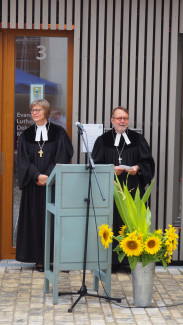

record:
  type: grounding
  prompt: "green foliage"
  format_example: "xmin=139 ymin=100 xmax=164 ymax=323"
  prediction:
xmin=99 ymin=176 xmax=178 ymax=272
xmin=114 ymin=175 xmax=154 ymax=236
xmin=128 ymin=256 xmax=141 ymax=271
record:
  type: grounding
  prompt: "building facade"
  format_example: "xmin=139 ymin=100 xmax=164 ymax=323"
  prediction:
xmin=0 ymin=0 xmax=183 ymax=262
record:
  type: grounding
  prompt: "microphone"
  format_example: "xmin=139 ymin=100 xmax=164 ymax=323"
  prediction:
xmin=75 ymin=121 xmax=85 ymax=130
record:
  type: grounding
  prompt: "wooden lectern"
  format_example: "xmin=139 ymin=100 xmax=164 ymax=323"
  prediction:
xmin=44 ymin=164 xmax=114 ymax=304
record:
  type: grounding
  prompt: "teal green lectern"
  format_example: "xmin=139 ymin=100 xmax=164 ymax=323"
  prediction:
xmin=44 ymin=164 xmax=114 ymax=304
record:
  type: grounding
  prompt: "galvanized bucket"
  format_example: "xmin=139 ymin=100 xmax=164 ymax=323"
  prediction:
xmin=132 ymin=262 xmax=155 ymax=307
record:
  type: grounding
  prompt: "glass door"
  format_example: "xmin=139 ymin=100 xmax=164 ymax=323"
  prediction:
xmin=0 ymin=30 xmax=73 ymax=258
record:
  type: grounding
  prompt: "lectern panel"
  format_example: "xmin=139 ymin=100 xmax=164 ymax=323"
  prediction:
xmin=44 ymin=164 xmax=114 ymax=304
xmin=59 ymin=216 xmax=109 ymax=264
xmin=60 ymin=171 xmax=112 ymax=209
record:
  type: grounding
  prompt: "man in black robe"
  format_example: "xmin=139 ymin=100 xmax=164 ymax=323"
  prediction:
xmin=16 ymin=99 xmax=73 ymax=271
xmin=92 ymin=106 xmax=155 ymax=271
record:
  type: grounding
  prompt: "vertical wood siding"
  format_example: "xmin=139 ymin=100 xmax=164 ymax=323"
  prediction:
xmin=0 ymin=0 xmax=183 ymax=262
xmin=180 ymin=0 xmax=183 ymax=33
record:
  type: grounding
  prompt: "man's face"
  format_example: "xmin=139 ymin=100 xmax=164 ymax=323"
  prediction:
xmin=111 ymin=109 xmax=129 ymax=134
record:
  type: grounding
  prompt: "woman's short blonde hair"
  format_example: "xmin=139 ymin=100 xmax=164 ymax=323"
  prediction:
xmin=30 ymin=99 xmax=50 ymax=119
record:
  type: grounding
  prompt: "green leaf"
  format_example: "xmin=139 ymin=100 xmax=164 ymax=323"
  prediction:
xmin=113 ymin=245 xmax=121 ymax=254
xmin=123 ymin=183 xmax=138 ymax=229
xmin=118 ymin=252 xmax=126 ymax=263
xmin=141 ymin=254 xmax=159 ymax=267
xmin=142 ymin=180 xmax=155 ymax=204
xmin=134 ymin=187 xmax=143 ymax=230
xmin=114 ymin=181 xmax=134 ymax=232
xmin=139 ymin=202 xmax=147 ymax=233
xmin=114 ymin=175 xmax=154 ymax=236
xmin=113 ymin=235 xmax=123 ymax=243
xmin=145 ymin=207 xmax=152 ymax=233
xmin=161 ymin=258 xmax=167 ymax=270
xmin=128 ymin=256 xmax=141 ymax=271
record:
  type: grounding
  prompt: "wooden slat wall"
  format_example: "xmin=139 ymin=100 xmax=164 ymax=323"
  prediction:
xmin=58 ymin=0 xmax=65 ymax=30
xmin=121 ymin=0 xmax=130 ymax=109
xmin=26 ymin=0 xmax=33 ymax=29
xmin=144 ymin=0 xmax=154 ymax=145
xmin=0 ymin=0 xmax=183 ymax=261
xmin=10 ymin=0 xmax=16 ymax=29
xmin=42 ymin=0 xmax=49 ymax=30
xmin=72 ymin=0 xmax=80 ymax=162
xmin=34 ymin=0 xmax=41 ymax=29
xmin=150 ymin=0 xmax=162 ymax=231
xmin=113 ymin=0 xmax=121 ymax=109
xmin=180 ymin=0 xmax=183 ymax=33
xmin=96 ymin=0 xmax=105 ymax=124
xmin=136 ymin=0 xmax=145 ymax=131
xmin=166 ymin=0 xmax=180 ymax=261
xmin=67 ymin=0 xmax=73 ymax=30
xmin=1 ymin=0 xmax=8 ymax=29
xmin=128 ymin=0 xmax=137 ymax=124
xmin=88 ymin=0 xmax=97 ymax=123
xmin=158 ymin=0 xmax=170 ymax=232
xmin=18 ymin=0 xmax=24 ymax=29
xmin=104 ymin=0 xmax=113 ymax=129
xmin=50 ymin=0 xmax=57 ymax=30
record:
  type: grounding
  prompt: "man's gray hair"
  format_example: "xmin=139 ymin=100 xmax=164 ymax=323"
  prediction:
xmin=111 ymin=106 xmax=129 ymax=117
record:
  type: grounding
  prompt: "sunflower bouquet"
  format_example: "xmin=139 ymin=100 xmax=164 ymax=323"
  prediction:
xmin=99 ymin=176 xmax=179 ymax=271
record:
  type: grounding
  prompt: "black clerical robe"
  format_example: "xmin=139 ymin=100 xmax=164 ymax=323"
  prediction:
xmin=16 ymin=122 xmax=74 ymax=263
xmin=92 ymin=128 xmax=155 ymax=265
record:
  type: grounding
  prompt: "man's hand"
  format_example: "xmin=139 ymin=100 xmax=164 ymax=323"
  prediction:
xmin=129 ymin=165 xmax=139 ymax=175
xmin=36 ymin=174 xmax=48 ymax=186
xmin=114 ymin=166 xmax=125 ymax=175
xmin=114 ymin=165 xmax=139 ymax=176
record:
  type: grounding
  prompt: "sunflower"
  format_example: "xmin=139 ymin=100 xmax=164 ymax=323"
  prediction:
xmin=165 ymin=240 xmax=173 ymax=254
xmin=99 ymin=224 xmax=113 ymax=249
xmin=119 ymin=225 xmax=127 ymax=236
xmin=126 ymin=230 xmax=138 ymax=239
xmin=165 ymin=225 xmax=179 ymax=248
xmin=144 ymin=235 xmax=162 ymax=255
xmin=164 ymin=243 xmax=173 ymax=263
xmin=156 ymin=229 xmax=163 ymax=235
xmin=120 ymin=234 xmax=143 ymax=257
xmin=136 ymin=232 xmax=144 ymax=245
xmin=165 ymin=225 xmax=179 ymax=238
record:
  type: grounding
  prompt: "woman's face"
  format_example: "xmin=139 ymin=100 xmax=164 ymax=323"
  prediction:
xmin=30 ymin=104 xmax=47 ymax=126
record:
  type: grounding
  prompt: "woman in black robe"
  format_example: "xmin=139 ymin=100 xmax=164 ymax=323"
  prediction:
xmin=16 ymin=99 xmax=73 ymax=271
xmin=92 ymin=106 xmax=155 ymax=270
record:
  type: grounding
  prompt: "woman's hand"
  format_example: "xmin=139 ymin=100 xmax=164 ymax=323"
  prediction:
xmin=36 ymin=174 xmax=48 ymax=186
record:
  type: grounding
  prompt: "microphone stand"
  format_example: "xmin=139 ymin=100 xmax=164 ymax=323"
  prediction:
xmin=58 ymin=125 xmax=121 ymax=312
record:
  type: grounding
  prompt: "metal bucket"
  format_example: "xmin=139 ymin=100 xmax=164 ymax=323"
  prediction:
xmin=132 ymin=262 xmax=155 ymax=307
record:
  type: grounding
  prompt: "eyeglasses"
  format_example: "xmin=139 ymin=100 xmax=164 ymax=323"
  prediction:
xmin=113 ymin=117 xmax=129 ymax=121
xmin=30 ymin=108 xmax=43 ymax=114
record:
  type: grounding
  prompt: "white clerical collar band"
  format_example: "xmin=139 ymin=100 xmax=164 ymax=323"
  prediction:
xmin=123 ymin=131 xmax=131 ymax=145
xmin=35 ymin=123 xmax=48 ymax=141
xmin=114 ymin=131 xmax=131 ymax=146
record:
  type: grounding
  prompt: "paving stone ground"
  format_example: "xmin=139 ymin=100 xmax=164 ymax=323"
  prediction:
xmin=0 ymin=260 xmax=183 ymax=324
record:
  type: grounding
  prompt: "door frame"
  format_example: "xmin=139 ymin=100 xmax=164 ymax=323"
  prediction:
xmin=0 ymin=29 xmax=74 ymax=259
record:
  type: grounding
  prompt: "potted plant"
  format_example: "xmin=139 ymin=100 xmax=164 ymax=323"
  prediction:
xmin=99 ymin=175 xmax=179 ymax=307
